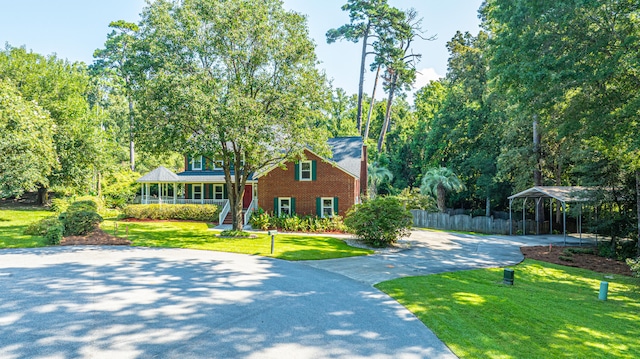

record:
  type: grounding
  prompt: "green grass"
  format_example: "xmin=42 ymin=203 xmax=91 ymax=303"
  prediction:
xmin=376 ymin=259 xmax=640 ymax=359
xmin=103 ymin=220 xmax=372 ymax=260
xmin=0 ymin=209 xmax=54 ymax=247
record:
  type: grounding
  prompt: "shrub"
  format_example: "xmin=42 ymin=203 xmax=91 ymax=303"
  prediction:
xmin=396 ymin=187 xmax=437 ymax=211
xmin=102 ymin=169 xmax=141 ymax=208
xmin=220 ymin=230 xmax=252 ymax=238
xmin=60 ymin=210 xmax=103 ymax=236
xmin=626 ymin=257 xmax=640 ymax=277
xmin=345 ymin=196 xmax=413 ymax=247
xmin=123 ymin=204 xmax=219 ymax=222
xmin=67 ymin=200 xmax=99 ymax=213
xmin=249 ymin=209 xmax=347 ymax=233
xmin=24 ymin=217 xmax=64 ymax=245
xmin=50 ymin=198 xmax=70 ymax=213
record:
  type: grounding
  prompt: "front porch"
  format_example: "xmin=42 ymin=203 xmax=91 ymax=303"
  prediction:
xmin=136 ymin=166 xmax=258 ymax=226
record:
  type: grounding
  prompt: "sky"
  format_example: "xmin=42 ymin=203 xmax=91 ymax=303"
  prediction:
xmin=0 ymin=0 xmax=483 ymax=101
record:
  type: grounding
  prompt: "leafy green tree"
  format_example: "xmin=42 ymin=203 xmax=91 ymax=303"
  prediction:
xmin=93 ymin=20 xmax=140 ymax=171
xmin=0 ymin=79 xmax=56 ymax=198
xmin=0 ymin=46 xmax=104 ymax=203
xmin=376 ymin=9 xmax=424 ymax=152
xmin=134 ymin=0 xmax=329 ymax=230
xmin=367 ymin=162 xmax=393 ymax=198
xmin=327 ymin=0 xmax=404 ymax=133
xmin=420 ymin=167 xmax=465 ymax=213
xmin=345 ymin=195 xmax=412 ymax=247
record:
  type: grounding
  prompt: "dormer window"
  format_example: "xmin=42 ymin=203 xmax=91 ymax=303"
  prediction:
xmin=191 ymin=155 xmax=203 ymax=171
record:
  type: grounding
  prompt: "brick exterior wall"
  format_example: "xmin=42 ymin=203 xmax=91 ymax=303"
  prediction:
xmin=257 ymin=150 xmax=360 ymax=216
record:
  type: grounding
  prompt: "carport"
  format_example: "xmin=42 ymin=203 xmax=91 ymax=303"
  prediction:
xmin=508 ymin=186 xmax=593 ymax=245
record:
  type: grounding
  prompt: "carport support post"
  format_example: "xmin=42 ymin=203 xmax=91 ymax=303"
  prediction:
xmin=563 ymin=201 xmax=567 ymax=246
xmin=522 ymin=198 xmax=527 ymax=236
xmin=509 ymin=198 xmax=513 ymax=235
xmin=535 ymin=197 xmax=541 ymax=235
xmin=550 ymin=199 xmax=553 ymax=234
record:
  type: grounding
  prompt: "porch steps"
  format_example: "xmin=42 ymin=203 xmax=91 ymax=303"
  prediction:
xmin=222 ymin=210 xmax=247 ymax=225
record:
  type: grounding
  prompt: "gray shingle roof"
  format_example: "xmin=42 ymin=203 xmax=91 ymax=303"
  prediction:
xmin=137 ymin=166 xmax=180 ymax=183
xmin=327 ymin=137 xmax=363 ymax=179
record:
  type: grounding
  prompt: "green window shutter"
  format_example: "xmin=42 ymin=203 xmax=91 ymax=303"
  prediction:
xmin=186 ymin=184 xmax=192 ymax=198
xmin=274 ymin=197 xmax=279 ymax=215
xmin=312 ymin=160 xmax=317 ymax=181
xmin=223 ymin=184 xmax=228 ymax=199
xmin=291 ymin=198 xmax=296 ymax=214
xmin=316 ymin=197 xmax=321 ymax=216
xmin=333 ymin=197 xmax=339 ymax=214
xmin=186 ymin=155 xmax=192 ymax=171
xmin=207 ymin=184 xmax=213 ymax=199
xmin=294 ymin=162 xmax=300 ymax=181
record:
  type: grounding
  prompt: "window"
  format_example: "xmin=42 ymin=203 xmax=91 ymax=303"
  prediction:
xmin=192 ymin=185 xmax=202 ymax=200
xmin=300 ymin=161 xmax=312 ymax=181
xmin=191 ymin=155 xmax=203 ymax=171
xmin=321 ymin=197 xmax=334 ymax=218
xmin=214 ymin=160 xmax=224 ymax=170
xmin=278 ymin=198 xmax=291 ymax=216
xmin=213 ymin=184 xmax=224 ymax=200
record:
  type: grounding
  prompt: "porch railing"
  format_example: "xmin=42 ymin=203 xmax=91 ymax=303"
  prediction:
xmin=244 ymin=198 xmax=258 ymax=227
xmin=136 ymin=196 xmax=227 ymax=208
xmin=218 ymin=200 xmax=230 ymax=225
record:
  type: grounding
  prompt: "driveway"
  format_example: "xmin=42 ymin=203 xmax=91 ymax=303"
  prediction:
xmin=301 ymin=229 xmax=597 ymax=285
xmin=0 ymin=246 xmax=456 ymax=359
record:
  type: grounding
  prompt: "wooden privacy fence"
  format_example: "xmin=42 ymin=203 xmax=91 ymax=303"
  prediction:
xmin=411 ymin=210 xmax=539 ymax=235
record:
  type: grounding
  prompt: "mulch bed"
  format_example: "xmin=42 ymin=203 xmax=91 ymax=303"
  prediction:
xmin=60 ymin=228 xmax=131 ymax=246
xmin=521 ymin=245 xmax=634 ymax=276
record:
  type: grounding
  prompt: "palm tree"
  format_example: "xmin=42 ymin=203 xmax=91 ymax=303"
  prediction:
xmin=368 ymin=163 xmax=393 ymax=198
xmin=420 ymin=167 xmax=465 ymax=213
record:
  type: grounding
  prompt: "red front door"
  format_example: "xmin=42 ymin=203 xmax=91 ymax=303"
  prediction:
xmin=242 ymin=185 xmax=253 ymax=208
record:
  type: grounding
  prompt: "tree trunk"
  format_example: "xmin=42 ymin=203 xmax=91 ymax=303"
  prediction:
xmin=533 ymin=115 xmax=545 ymax=225
xmin=129 ymin=99 xmax=135 ymax=171
xmin=485 ymin=196 xmax=491 ymax=217
xmin=437 ymin=183 xmax=446 ymax=213
xmin=96 ymin=171 xmax=102 ymax=198
xmin=636 ymin=169 xmax=640 ymax=255
xmin=377 ymin=72 xmax=397 ymax=152
xmin=356 ymin=21 xmax=371 ymax=134
xmin=37 ymin=184 xmax=48 ymax=206
xmin=363 ymin=64 xmax=381 ymax=140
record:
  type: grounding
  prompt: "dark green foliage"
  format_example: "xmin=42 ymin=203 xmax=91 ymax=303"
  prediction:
xmin=219 ymin=230 xmax=252 ymax=238
xmin=344 ymin=196 xmax=412 ymax=247
xmin=24 ymin=217 xmax=65 ymax=245
xmin=59 ymin=210 xmax=103 ymax=236
xmin=123 ymin=204 xmax=219 ymax=222
xmin=67 ymin=200 xmax=99 ymax=213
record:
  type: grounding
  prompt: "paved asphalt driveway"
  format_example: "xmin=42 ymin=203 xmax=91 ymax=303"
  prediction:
xmin=302 ymin=229 xmax=596 ymax=285
xmin=0 ymin=246 xmax=456 ymax=359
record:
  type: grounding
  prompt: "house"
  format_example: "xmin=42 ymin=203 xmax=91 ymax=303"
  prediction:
xmin=136 ymin=137 xmax=367 ymax=225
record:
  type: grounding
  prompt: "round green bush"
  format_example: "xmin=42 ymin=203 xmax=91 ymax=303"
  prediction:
xmin=59 ymin=210 xmax=103 ymax=236
xmin=345 ymin=196 xmax=413 ymax=247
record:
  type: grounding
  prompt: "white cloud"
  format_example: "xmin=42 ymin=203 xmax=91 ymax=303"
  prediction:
xmin=412 ymin=68 xmax=444 ymax=89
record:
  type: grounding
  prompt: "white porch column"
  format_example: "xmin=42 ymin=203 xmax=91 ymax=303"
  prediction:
xmin=158 ymin=183 xmax=162 ymax=204
xmin=173 ymin=182 xmax=177 ymax=204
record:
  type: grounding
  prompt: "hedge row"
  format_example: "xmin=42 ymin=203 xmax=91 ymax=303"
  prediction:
xmin=250 ymin=210 xmax=347 ymax=233
xmin=123 ymin=204 xmax=219 ymax=222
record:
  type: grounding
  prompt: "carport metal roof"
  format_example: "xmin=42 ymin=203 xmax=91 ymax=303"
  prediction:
xmin=508 ymin=186 xmax=593 ymax=203
xmin=508 ymin=186 xmax=596 ymax=244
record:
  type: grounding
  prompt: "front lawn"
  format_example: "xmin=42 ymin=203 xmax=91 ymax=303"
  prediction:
xmin=376 ymin=259 xmax=640 ymax=359
xmin=0 ymin=209 xmax=54 ymax=248
xmin=103 ymin=220 xmax=372 ymax=260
